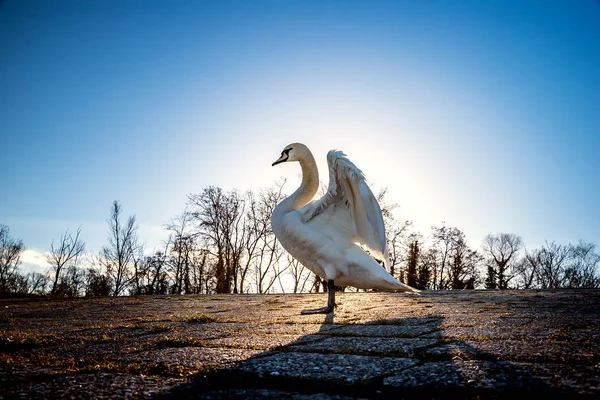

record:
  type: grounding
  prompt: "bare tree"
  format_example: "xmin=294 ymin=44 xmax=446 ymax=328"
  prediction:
xmin=7 ymin=274 xmax=28 ymax=293
xmin=405 ymin=234 xmax=421 ymax=288
xmin=24 ymin=272 xmax=49 ymax=295
xmin=287 ymin=255 xmax=312 ymax=293
xmin=514 ymin=241 xmax=600 ymax=289
xmin=417 ymin=247 xmax=436 ymax=290
xmin=130 ymin=245 xmax=149 ymax=295
xmin=188 ymin=187 xmax=247 ymax=294
xmin=241 ymin=182 xmax=288 ymax=294
xmin=376 ymin=188 xmax=412 ymax=277
xmin=165 ymin=209 xmax=195 ymax=294
xmin=222 ymin=191 xmax=246 ymax=294
xmin=53 ymin=265 xmax=86 ymax=297
xmin=535 ymin=241 xmax=573 ymax=288
xmin=188 ymin=248 xmax=210 ymax=294
xmin=101 ymin=201 xmax=140 ymax=296
xmin=430 ymin=224 xmax=454 ymax=290
xmin=0 ymin=224 xmax=25 ymax=292
xmin=447 ymin=231 xmax=482 ymax=289
xmin=564 ymin=241 xmax=600 ymax=288
xmin=239 ymin=190 xmax=266 ymax=294
xmin=386 ymin=219 xmax=413 ymax=279
xmin=482 ymin=233 xmax=523 ymax=289
xmin=518 ymin=241 xmax=572 ymax=289
xmin=46 ymin=227 xmax=85 ymax=295
xmin=151 ymin=251 xmax=170 ymax=294
xmin=85 ymin=266 xmax=111 ymax=296
xmin=253 ymin=234 xmax=287 ymax=294
xmin=429 ymin=225 xmax=481 ymax=289
xmin=514 ymin=249 xmax=539 ymax=289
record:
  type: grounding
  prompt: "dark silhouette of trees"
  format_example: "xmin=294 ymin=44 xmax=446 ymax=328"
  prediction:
xmin=482 ymin=233 xmax=523 ymax=289
xmin=24 ymin=272 xmax=48 ymax=295
xmin=415 ymin=246 xmax=433 ymax=290
xmin=428 ymin=225 xmax=481 ymax=290
xmin=406 ymin=238 xmax=419 ymax=288
xmin=530 ymin=241 xmax=572 ymax=289
xmin=485 ymin=266 xmax=497 ymax=289
xmin=239 ymin=188 xmax=281 ymax=294
xmin=85 ymin=266 xmax=111 ymax=296
xmin=166 ymin=209 xmax=195 ymax=294
xmin=188 ymin=187 xmax=246 ymax=294
xmin=101 ymin=201 xmax=141 ymax=296
xmin=389 ymin=223 xmax=480 ymax=291
xmin=517 ymin=241 xmax=600 ymax=289
xmin=46 ymin=227 xmax=85 ymax=295
xmin=189 ymin=249 xmax=211 ymax=294
xmin=564 ymin=241 xmax=600 ymax=288
xmin=248 ymin=185 xmax=287 ymax=294
xmin=447 ymin=230 xmax=481 ymax=289
xmin=430 ymin=224 xmax=453 ymax=290
xmin=3 ymin=182 xmax=599 ymax=296
xmin=376 ymin=188 xmax=412 ymax=278
xmin=52 ymin=265 xmax=86 ymax=297
xmin=131 ymin=250 xmax=169 ymax=295
xmin=0 ymin=224 xmax=24 ymax=292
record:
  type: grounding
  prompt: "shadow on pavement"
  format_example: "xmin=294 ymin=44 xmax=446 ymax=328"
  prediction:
xmin=158 ymin=311 xmax=571 ymax=399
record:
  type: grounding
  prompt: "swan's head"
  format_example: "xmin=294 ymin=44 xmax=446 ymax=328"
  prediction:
xmin=272 ymin=142 xmax=309 ymax=166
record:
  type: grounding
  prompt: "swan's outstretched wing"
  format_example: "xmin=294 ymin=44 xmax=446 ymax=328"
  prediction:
xmin=302 ymin=150 xmax=390 ymax=267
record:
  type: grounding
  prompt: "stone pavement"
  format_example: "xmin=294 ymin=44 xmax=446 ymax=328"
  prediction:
xmin=0 ymin=290 xmax=599 ymax=399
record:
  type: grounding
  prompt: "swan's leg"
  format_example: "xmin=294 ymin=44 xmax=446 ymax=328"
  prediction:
xmin=327 ymin=279 xmax=336 ymax=309
xmin=301 ymin=279 xmax=336 ymax=314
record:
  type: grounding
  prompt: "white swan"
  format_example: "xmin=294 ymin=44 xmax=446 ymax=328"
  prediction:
xmin=271 ymin=142 xmax=419 ymax=314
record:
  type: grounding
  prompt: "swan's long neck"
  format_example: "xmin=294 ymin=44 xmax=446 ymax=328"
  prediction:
xmin=283 ymin=152 xmax=319 ymax=211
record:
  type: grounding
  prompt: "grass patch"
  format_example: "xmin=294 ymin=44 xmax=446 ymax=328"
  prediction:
xmin=0 ymin=332 xmax=61 ymax=352
xmin=0 ymin=352 xmax=217 ymax=378
xmin=150 ymin=324 xmax=179 ymax=333
xmin=89 ymin=361 xmax=218 ymax=377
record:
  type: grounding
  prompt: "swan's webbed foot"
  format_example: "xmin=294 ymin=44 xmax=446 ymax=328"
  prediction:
xmin=300 ymin=279 xmax=336 ymax=315
xmin=300 ymin=304 xmax=336 ymax=314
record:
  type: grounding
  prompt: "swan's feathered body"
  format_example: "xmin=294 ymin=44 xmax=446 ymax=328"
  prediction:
xmin=271 ymin=143 xmax=418 ymax=294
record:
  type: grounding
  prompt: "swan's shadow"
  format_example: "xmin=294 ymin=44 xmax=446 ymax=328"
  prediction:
xmin=158 ymin=312 xmax=562 ymax=399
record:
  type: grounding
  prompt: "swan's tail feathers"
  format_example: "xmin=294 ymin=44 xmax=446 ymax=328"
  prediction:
xmin=394 ymin=281 xmax=421 ymax=295
xmin=378 ymin=269 xmax=421 ymax=294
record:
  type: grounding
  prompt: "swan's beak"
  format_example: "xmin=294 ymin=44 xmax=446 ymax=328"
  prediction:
xmin=272 ymin=154 xmax=288 ymax=166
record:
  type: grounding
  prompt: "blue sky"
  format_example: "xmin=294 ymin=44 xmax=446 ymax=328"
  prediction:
xmin=1 ymin=0 xmax=599 ymax=272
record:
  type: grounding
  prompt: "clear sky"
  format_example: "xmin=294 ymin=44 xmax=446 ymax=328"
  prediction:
xmin=1 ymin=0 xmax=599 ymax=273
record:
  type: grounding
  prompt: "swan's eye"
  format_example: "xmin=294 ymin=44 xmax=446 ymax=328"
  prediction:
xmin=283 ymin=148 xmax=292 ymax=155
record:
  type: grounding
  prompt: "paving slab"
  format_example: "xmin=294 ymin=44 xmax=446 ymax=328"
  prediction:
xmin=1 ymin=289 xmax=599 ymax=398
xmin=286 ymin=336 xmax=438 ymax=356
xmin=232 ymin=352 xmax=418 ymax=383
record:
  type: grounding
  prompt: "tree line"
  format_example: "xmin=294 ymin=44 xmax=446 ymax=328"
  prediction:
xmin=1 ymin=181 xmax=599 ymax=296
